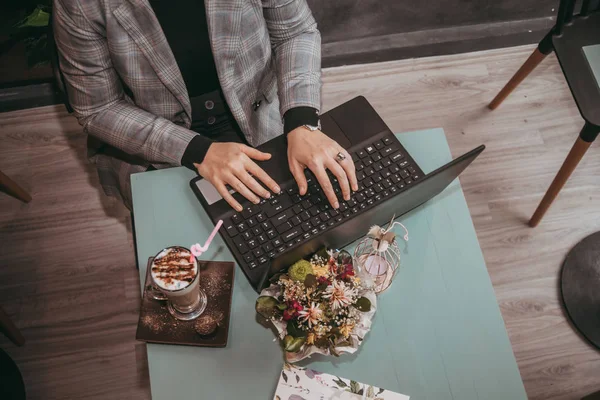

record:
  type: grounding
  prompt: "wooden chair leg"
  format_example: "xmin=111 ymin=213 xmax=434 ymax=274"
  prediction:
xmin=488 ymin=48 xmax=549 ymax=110
xmin=0 ymin=169 xmax=32 ymax=203
xmin=529 ymin=125 xmax=599 ymax=227
xmin=0 ymin=306 xmax=25 ymax=347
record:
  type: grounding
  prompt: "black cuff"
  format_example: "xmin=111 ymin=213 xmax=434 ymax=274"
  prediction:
xmin=283 ymin=107 xmax=319 ymax=135
xmin=181 ymin=135 xmax=213 ymax=171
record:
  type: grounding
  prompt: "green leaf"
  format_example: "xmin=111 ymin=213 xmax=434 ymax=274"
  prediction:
xmin=255 ymin=296 xmax=278 ymax=318
xmin=17 ymin=7 xmax=50 ymax=28
xmin=304 ymin=274 xmax=317 ymax=288
xmin=367 ymin=386 xmax=375 ymax=397
xmin=355 ymin=297 xmax=371 ymax=312
xmin=350 ymin=380 xmax=360 ymax=394
xmin=333 ymin=378 xmax=348 ymax=388
xmin=316 ymin=247 xmax=329 ymax=260
xmin=287 ymin=320 xmax=305 ymax=338
xmin=284 ymin=336 xmax=305 ymax=353
xmin=276 ymin=303 xmax=288 ymax=311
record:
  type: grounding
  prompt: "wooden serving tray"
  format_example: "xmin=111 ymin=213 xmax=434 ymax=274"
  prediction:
xmin=136 ymin=258 xmax=234 ymax=347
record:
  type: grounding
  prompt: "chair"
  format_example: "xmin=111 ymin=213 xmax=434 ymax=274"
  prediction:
xmin=488 ymin=0 xmax=600 ymax=227
xmin=0 ymin=170 xmax=32 ymax=203
xmin=0 ymin=305 xmax=25 ymax=347
xmin=0 ymin=19 xmax=71 ymax=205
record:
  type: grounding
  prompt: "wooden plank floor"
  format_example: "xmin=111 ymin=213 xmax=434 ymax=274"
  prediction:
xmin=1 ymin=45 xmax=599 ymax=399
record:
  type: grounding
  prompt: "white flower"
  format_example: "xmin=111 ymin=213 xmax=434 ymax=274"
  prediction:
xmin=323 ymin=280 xmax=358 ymax=310
xmin=298 ymin=302 xmax=323 ymax=328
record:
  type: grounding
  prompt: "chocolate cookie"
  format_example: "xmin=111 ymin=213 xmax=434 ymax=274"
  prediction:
xmin=194 ymin=315 xmax=218 ymax=337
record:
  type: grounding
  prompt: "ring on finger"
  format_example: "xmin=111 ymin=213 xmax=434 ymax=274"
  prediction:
xmin=335 ymin=151 xmax=346 ymax=163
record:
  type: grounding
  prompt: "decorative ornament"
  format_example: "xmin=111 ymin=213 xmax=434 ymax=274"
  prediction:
xmin=353 ymin=216 xmax=409 ymax=293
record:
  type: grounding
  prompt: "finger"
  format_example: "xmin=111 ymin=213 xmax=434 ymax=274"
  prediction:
xmin=338 ymin=149 xmax=359 ymax=192
xmin=310 ymin=162 xmax=339 ymax=209
xmin=289 ymin=159 xmax=308 ymax=195
xmin=214 ymin=180 xmax=243 ymax=212
xmin=241 ymin=145 xmax=272 ymax=161
xmin=238 ymin=170 xmax=272 ymax=199
xmin=247 ymin=161 xmax=281 ymax=194
xmin=228 ymin=174 xmax=261 ymax=205
xmin=325 ymin=158 xmax=351 ymax=201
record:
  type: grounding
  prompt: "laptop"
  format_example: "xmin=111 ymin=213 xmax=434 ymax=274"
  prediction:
xmin=190 ymin=96 xmax=484 ymax=291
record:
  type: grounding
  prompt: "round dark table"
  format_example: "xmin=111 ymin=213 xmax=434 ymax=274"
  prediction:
xmin=0 ymin=348 xmax=26 ymax=400
xmin=561 ymin=231 xmax=600 ymax=350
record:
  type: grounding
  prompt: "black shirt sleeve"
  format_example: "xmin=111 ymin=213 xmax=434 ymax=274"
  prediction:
xmin=184 ymin=107 xmax=319 ymax=170
xmin=181 ymin=135 xmax=214 ymax=171
xmin=284 ymin=107 xmax=320 ymax=135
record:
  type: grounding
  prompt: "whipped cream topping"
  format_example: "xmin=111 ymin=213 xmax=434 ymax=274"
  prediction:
xmin=151 ymin=247 xmax=197 ymax=291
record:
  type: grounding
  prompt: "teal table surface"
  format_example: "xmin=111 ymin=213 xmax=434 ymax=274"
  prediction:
xmin=131 ymin=128 xmax=526 ymax=400
xmin=583 ymin=44 xmax=600 ymax=89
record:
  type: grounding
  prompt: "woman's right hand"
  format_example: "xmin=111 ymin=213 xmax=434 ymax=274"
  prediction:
xmin=194 ymin=142 xmax=281 ymax=212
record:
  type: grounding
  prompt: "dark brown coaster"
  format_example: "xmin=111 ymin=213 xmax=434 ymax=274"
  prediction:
xmin=136 ymin=258 xmax=235 ymax=347
xmin=561 ymin=231 xmax=600 ymax=350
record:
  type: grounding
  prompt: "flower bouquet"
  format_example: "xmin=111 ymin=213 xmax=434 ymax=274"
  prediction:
xmin=256 ymin=249 xmax=377 ymax=362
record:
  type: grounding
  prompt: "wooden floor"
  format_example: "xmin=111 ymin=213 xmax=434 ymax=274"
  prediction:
xmin=1 ymin=44 xmax=599 ymax=399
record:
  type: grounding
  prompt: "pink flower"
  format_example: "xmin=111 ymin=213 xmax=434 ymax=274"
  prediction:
xmin=318 ymin=276 xmax=330 ymax=285
xmin=338 ymin=264 xmax=355 ymax=280
xmin=283 ymin=309 xmax=295 ymax=321
xmin=297 ymin=302 xmax=323 ymax=328
xmin=323 ymin=280 xmax=357 ymax=310
xmin=290 ymin=300 xmax=303 ymax=311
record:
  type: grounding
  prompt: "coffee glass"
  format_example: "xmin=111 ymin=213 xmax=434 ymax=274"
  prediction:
xmin=151 ymin=246 xmax=207 ymax=321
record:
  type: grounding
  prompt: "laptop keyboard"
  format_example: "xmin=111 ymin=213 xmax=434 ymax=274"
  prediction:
xmin=222 ymin=135 xmax=423 ymax=271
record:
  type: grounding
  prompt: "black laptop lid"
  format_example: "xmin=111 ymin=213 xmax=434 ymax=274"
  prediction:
xmin=260 ymin=144 xmax=485 ymax=288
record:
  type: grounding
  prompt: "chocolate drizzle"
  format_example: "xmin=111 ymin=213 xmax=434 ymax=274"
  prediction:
xmin=151 ymin=247 xmax=196 ymax=286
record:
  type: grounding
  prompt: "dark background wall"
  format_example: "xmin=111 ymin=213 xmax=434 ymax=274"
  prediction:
xmin=0 ymin=0 xmax=569 ymax=111
xmin=310 ymin=0 xmax=558 ymax=67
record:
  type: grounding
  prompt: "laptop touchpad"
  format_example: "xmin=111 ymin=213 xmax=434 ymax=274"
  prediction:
xmin=194 ymin=179 xmax=235 ymax=205
xmin=329 ymin=97 xmax=389 ymax=144
xmin=321 ymin=113 xmax=352 ymax=150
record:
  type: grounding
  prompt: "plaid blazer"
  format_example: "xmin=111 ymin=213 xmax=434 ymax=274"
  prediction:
xmin=53 ymin=0 xmax=322 ymax=208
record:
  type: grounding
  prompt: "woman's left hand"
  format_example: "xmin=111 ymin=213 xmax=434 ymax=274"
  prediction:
xmin=287 ymin=127 xmax=358 ymax=209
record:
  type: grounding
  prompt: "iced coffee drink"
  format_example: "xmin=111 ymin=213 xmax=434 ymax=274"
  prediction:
xmin=151 ymin=246 xmax=206 ymax=320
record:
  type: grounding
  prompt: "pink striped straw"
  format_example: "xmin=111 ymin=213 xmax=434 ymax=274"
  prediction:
xmin=189 ymin=219 xmax=223 ymax=263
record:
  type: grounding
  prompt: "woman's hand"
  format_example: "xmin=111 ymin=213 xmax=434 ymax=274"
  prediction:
xmin=287 ymin=128 xmax=358 ymax=209
xmin=194 ymin=143 xmax=281 ymax=211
